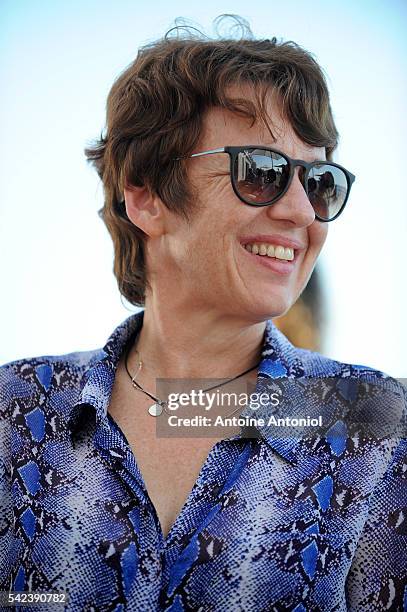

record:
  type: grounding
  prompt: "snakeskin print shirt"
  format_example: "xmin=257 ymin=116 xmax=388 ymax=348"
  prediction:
xmin=1 ymin=310 xmax=406 ymax=611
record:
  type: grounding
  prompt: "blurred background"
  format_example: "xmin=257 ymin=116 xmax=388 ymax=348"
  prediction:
xmin=1 ymin=0 xmax=406 ymax=375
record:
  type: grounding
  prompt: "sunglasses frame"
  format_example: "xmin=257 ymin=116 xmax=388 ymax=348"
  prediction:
xmin=178 ymin=145 xmax=356 ymax=222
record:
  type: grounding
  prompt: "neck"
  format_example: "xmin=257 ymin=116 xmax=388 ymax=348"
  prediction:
xmin=129 ymin=299 xmax=267 ymax=381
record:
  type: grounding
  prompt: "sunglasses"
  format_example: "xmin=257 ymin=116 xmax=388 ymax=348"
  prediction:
xmin=177 ymin=146 xmax=355 ymax=222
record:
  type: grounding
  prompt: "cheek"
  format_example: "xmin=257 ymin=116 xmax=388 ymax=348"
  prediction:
xmin=308 ymin=222 xmax=328 ymax=255
xmin=191 ymin=185 xmax=239 ymax=250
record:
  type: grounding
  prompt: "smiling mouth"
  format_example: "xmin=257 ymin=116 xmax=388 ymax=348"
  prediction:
xmin=242 ymin=242 xmax=296 ymax=262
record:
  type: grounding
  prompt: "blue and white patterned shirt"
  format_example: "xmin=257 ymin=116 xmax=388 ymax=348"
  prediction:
xmin=1 ymin=310 xmax=406 ymax=611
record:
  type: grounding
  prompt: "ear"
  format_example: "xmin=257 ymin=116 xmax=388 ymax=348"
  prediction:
xmin=123 ymin=184 xmax=166 ymax=238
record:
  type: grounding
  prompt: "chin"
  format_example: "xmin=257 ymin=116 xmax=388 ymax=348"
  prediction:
xmin=242 ymin=293 xmax=295 ymax=321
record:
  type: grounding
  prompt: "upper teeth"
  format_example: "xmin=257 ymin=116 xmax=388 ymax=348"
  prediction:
xmin=244 ymin=243 xmax=294 ymax=261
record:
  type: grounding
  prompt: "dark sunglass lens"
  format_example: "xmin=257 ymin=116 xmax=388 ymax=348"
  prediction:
xmin=307 ymin=164 xmax=348 ymax=220
xmin=234 ymin=149 xmax=289 ymax=204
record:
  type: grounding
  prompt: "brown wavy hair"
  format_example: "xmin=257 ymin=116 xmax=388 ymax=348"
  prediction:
xmin=84 ymin=16 xmax=339 ymax=307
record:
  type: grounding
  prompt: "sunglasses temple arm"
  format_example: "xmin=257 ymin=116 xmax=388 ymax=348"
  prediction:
xmin=175 ymin=147 xmax=226 ymax=161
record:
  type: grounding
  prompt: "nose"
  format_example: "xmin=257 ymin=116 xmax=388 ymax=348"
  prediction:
xmin=266 ymin=167 xmax=316 ymax=227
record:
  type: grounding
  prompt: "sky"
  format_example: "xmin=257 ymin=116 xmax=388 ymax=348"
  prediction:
xmin=1 ymin=0 xmax=406 ymax=376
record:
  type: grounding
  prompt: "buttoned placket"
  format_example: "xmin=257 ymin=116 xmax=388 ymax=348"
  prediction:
xmin=93 ymin=408 xmax=255 ymax=603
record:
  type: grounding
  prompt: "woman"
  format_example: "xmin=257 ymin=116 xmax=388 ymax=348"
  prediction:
xmin=1 ymin=22 xmax=406 ymax=611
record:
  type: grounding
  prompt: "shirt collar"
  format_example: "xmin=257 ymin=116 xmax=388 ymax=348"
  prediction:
xmin=69 ymin=309 xmax=304 ymax=464
xmin=238 ymin=317 xmax=305 ymax=464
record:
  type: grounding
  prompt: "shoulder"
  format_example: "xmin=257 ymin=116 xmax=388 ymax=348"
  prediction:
xmin=296 ymin=343 xmax=406 ymax=423
xmin=0 ymin=348 xmax=108 ymax=493
xmin=0 ymin=312 xmax=142 ymax=414
xmin=0 ymin=348 xmax=104 ymax=420
xmin=295 ymin=343 xmax=392 ymax=379
xmin=294 ymin=345 xmax=407 ymax=414
xmin=0 ymin=348 xmax=103 ymax=385
xmin=266 ymin=321 xmax=406 ymax=452
xmin=269 ymin=320 xmax=403 ymax=386
xmin=298 ymin=347 xmax=407 ymax=484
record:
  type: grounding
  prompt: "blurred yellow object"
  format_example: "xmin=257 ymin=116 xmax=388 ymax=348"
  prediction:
xmin=274 ymin=267 xmax=323 ymax=352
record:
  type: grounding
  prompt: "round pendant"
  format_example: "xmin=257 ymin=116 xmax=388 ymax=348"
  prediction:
xmin=148 ymin=403 xmax=164 ymax=417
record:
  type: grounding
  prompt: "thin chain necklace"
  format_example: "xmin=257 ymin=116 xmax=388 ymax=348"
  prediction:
xmin=124 ymin=332 xmax=260 ymax=417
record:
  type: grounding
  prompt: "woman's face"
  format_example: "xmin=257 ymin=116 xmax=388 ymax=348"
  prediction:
xmin=152 ymin=91 xmax=329 ymax=322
